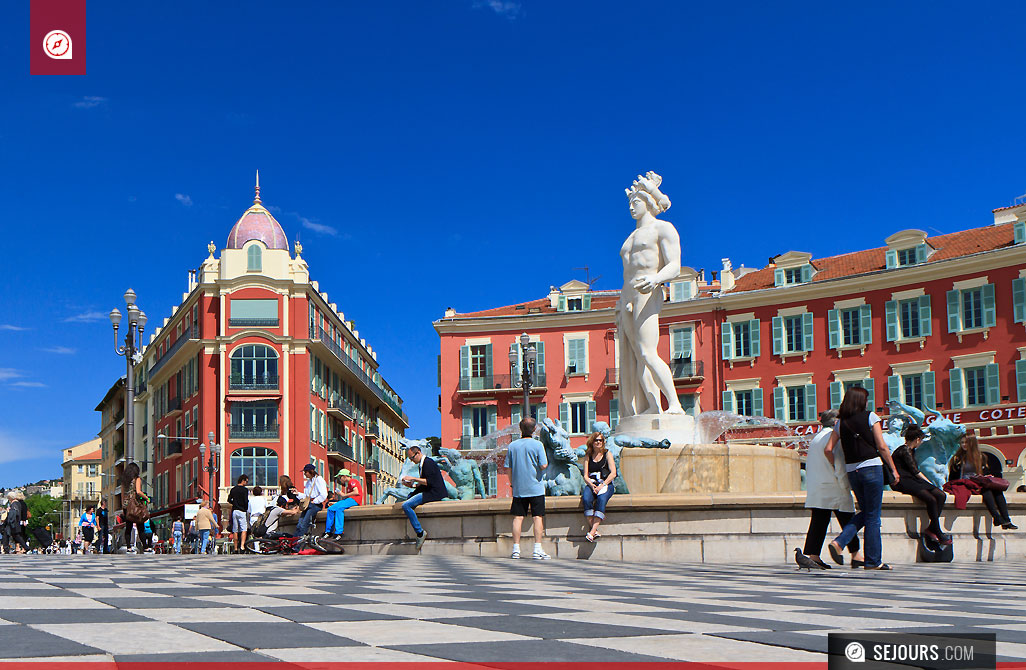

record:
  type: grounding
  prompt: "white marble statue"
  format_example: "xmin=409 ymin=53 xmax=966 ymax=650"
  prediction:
xmin=617 ymin=171 xmax=684 ymax=417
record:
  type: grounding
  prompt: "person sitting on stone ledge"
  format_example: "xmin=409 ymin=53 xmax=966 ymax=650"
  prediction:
xmin=890 ymin=425 xmax=951 ymax=545
xmin=947 ymin=434 xmax=1017 ymax=530
xmin=582 ymin=432 xmax=616 ymax=543
xmin=803 ymin=409 xmax=862 ymax=568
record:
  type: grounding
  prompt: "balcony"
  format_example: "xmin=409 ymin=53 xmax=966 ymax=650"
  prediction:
xmin=229 ymin=423 xmax=280 ymax=440
xmin=366 ymin=424 xmax=380 ymax=439
xmin=149 ymin=325 xmax=201 ymax=380
xmin=327 ymin=396 xmax=356 ymax=421
xmin=672 ymin=359 xmax=705 ymax=380
xmin=459 ymin=436 xmax=495 ymax=451
xmin=229 ymin=317 xmax=279 ymax=328
xmin=457 ymin=373 xmax=547 ymax=393
xmin=365 ymin=458 xmax=379 ymax=473
xmin=136 ymin=379 xmax=147 ymax=394
xmin=165 ymin=395 xmax=182 ymax=417
xmin=165 ymin=441 xmax=183 ymax=457
xmin=328 ymin=438 xmax=355 ymax=461
xmin=308 ymin=325 xmax=409 ymax=426
xmin=605 ymin=368 xmax=619 ymax=386
xmin=229 ymin=374 xmax=280 ymax=391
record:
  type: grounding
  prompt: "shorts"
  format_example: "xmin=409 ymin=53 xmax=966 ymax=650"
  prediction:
xmin=510 ymin=495 xmax=546 ymax=517
xmin=231 ymin=510 xmax=249 ymax=532
xmin=81 ymin=527 xmax=94 ymax=543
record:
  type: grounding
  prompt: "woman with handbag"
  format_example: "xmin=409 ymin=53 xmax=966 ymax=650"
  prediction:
xmin=121 ymin=462 xmax=152 ymax=551
xmin=949 ymin=434 xmax=1016 ymax=530
xmin=890 ymin=426 xmax=951 ymax=544
xmin=824 ymin=386 xmax=901 ymax=570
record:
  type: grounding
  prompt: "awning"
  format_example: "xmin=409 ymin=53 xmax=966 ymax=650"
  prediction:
xmin=226 ymin=396 xmax=280 ymax=403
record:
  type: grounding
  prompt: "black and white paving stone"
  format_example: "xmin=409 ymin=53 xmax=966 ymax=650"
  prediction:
xmin=0 ymin=554 xmax=1023 ymax=663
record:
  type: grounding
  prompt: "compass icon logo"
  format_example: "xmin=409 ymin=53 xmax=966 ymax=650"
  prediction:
xmin=44 ymin=29 xmax=73 ymax=59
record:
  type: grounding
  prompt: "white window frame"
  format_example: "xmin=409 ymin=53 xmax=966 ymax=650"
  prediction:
xmin=563 ymin=332 xmax=589 ymax=376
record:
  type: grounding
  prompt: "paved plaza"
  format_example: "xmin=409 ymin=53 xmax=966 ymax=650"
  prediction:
xmin=0 ymin=554 xmax=1025 ymax=664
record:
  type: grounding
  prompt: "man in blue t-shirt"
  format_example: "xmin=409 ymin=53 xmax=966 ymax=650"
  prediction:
xmin=504 ymin=417 xmax=550 ymax=559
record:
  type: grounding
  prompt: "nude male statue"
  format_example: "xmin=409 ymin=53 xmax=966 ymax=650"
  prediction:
xmin=617 ymin=172 xmax=684 ymax=417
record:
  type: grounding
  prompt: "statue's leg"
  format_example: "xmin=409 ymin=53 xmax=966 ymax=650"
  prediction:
xmin=617 ymin=316 xmax=639 ymax=418
xmin=636 ymin=292 xmax=683 ymax=413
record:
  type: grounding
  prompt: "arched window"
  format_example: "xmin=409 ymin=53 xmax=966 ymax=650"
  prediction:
xmin=230 ymin=447 xmax=278 ymax=487
xmin=247 ymin=244 xmax=262 ymax=271
xmin=230 ymin=344 xmax=278 ymax=389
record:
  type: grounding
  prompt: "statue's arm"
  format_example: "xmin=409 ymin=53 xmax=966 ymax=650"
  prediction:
xmin=473 ymin=464 xmax=486 ymax=495
xmin=654 ymin=221 xmax=682 ymax=284
xmin=615 ymin=435 xmax=671 ymax=449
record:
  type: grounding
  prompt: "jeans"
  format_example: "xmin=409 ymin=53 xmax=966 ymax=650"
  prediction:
xmin=98 ymin=527 xmax=109 ymax=554
xmin=195 ymin=529 xmax=210 ymax=554
xmin=805 ymin=508 xmax=859 ymax=556
xmin=581 ymin=486 xmax=614 ymax=519
xmin=402 ymin=493 xmax=425 ymax=535
xmin=294 ymin=503 xmax=323 ymax=537
xmin=833 ymin=465 xmax=884 ymax=567
xmin=173 ymin=531 xmax=183 ymax=554
xmin=326 ymin=499 xmax=359 ymax=534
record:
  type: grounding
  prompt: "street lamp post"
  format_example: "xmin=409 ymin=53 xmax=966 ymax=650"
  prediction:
xmin=199 ymin=432 xmax=222 ymax=506
xmin=109 ymin=289 xmax=147 ymax=464
xmin=509 ymin=332 xmax=538 ymax=420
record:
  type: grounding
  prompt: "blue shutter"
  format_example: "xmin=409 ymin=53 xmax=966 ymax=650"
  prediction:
xmin=804 ymin=384 xmax=816 ymax=420
xmin=749 ymin=319 xmax=761 ymax=357
xmin=670 ymin=282 xmax=682 ymax=302
xmin=672 ymin=329 xmax=687 ymax=359
xmin=888 ymin=375 xmax=901 ymax=403
xmin=681 ymin=328 xmax=693 ymax=359
xmin=982 ymin=284 xmax=996 ymax=328
xmin=949 ymin=368 xmax=964 ymax=409
xmin=774 ymin=268 xmax=785 ymax=287
xmin=859 ymin=304 xmax=872 ymax=345
xmin=721 ymin=322 xmax=733 ymax=360
xmin=608 ymin=398 xmax=619 ymax=428
xmin=535 ymin=341 xmax=545 ymax=380
xmin=582 ymin=295 xmax=592 ymax=310
xmin=586 ymin=401 xmax=597 ymax=433
xmin=946 ymin=290 xmax=961 ymax=333
xmin=1016 ymin=360 xmax=1026 ymax=402
xmin=459 ymin=346 xmax=470 ymax=385
xmin=537 ymin=403 xmax=547 ymax=424
xmin=462 ymin=407 xmax=473 ymax=436
xmin=484 ymin=343 xmax=493 ymax=379
xmin=918 ymin=295 xmax=932 ymax=336
xmin=557 ymin=295 xmax=566 ymax=312
xmin=830 ymin=381 xmax=843 ymax=408
xmin=559 ymin=403 xmax=570 ymax=432
xmin=828 ymin=309 xmax=840 ymax=349
xmin=487 ymin=406 xmax=498 ymax=435
xmin=885 ymin=249 xmax=897 ymax=269
xmin=772 ymin=316 xmax=783 ymax=355
xmin=985 ymin=363 xmax=1000 ymax=406
xmin=865 ymin=378 xmax=876 ymax=412
xmin=1015 ymin=221 xmax=1025 ymax=244
xmin=511 ymin=405 xmax=522 ymax=427
xmin=923 ymin=371 xmax=936 ymax=409
xmin=1013 ymin=279 xmax=1026 ymax=324
xmin=802 ymin=312 xmax=814 ymax=352
xmin=915 ymin=244 xmax=929 ymax=264
xmin=885 ymin=300 xmax=898 ymax=341
xmin=800 ymin=264 xmax=812 ymax=283
xmin=753 ymin=388 xmax=764 ymax=416
xmin=722 ymin=391 xmax=734 ymax=413
xmin=773 ymin=387 xmax=786 ymax=420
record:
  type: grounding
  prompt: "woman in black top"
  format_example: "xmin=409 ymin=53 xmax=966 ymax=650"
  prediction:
xmin=890 ymin=426 xmax=951 ymax=544
xmin=581 ymin=432 xmax=617 ymax=542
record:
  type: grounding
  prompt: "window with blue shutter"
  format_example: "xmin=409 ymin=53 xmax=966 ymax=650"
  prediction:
xmin=557 ymin=295 xmax=567 ymax=312
xmin=1013 ymin=278 xmax=1026 ymax=324
xmin=722 ymin=391 xmax=734 ymax=413
xmin=803 ymin=384 xmax=816 ymax=420
xmin=949 ymin=368 xmax=964 ymax=409
xmin=917 ymin=295 xmax=932 ymax=337
xmin=948 ymin=285 xmax=995 ymax=332
xmin=678 ymin=394 xmax=697 ymax=417
xmin=721 ymin=322 xmax=733 ymax=360
xmin=923 ymin=371 xmax=936 ymax=409
xmin=800 ymin=264 xmax=813 ymax=283
xmin=885 ymin=249 xmax=898 ymax=269
xmin=1015 ymin=221 xmax=1025 ymax=244
xmin=985 ymin=363 xmax=1000 ymax=406
xmin=774 ymin=268 xmax=785 ymax=287
xmin=773 ymin=387 xmax=786 ymax=420
xmin=1016 ymin=360 xmax=1026 ymax=402
xmin=559 ymin=402 xmax=570 ymax=432
xmin=511 ymin=405 xmax=521 ymax=428
xmin=915 ymin=244 xmax=930 ymax=264
xmin=830 ymin=381 xmax=843 ymax=408
xmin=608 ymin=398 xmax=619 ymax=428
xmin=802 ymin=312 xmax=814 ymax=351
xmin=946 ymin=290 xmax=961 ymax=333
xmin=586 ymin=401 xmax=597 ymax=433
xmin=672 ymin=327 xmax=693 ymax=361
xmin=567 ymin=338 xmax=587 ymax=375
xmin=982 ymin=284 xmax=996 ymax=328
xmin=885 ymin=301 xmax=898 ymax=341
xmin=734 ymin=390 xmax=753 ymax=416
xmin=752 ymin=388 xmax=764 ymax=416
xmin=582 ymin=295 xmax=591 ymax=310
xmin=247 ymin=245 xmax=262 ymax=271
xmin=888 ymin=376 xmax=901 ymax=403
xmin=749 ymin=319 xmax=761 ymax=357
xmin=828 ymin=310 xmax=840 ymax=349
xmin=772 ymin=317 xmax=784 ymax=355
xmin=859 ymin=305 xmax=872 ymax=345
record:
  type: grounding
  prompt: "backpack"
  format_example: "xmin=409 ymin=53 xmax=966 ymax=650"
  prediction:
xmin=250 ymin=508 xmax=272 ymax=538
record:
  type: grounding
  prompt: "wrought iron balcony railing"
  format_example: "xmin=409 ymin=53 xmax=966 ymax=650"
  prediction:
xmin=165 ymin=395 xmax=182 ymax=417
xmin=365 ymin=458 xmax=379 ymax=472
xmin=328 ymin=438 xmax=355 ymax=460
xmin=605 ymin=368 xmax=619 ymax=386
xmin=165 ymin=441 xmax=183 ymax=457
xmin=458 ymin=372 xmax=547 ymax=392
xmin=672 ymin=359 xmax=704 ymax=379
xmin=229 ymin=317 xmax=279 ymax=328
xmin=229 ymin=374 xmax=280 ymax=390
xmin=149 ymin=325 xmax=200 ymax=379
xmin=229 ymin=424 xmax=280 ymax=439
xmin=327 ymin=396 xmax=356 ymax=420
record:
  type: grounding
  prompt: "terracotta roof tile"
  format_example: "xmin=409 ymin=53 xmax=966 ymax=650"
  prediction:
xmin=73 ymin=449 xmax=102 ymax=461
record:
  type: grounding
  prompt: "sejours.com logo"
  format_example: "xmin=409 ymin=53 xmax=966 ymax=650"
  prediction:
xmin=845 ymin=641 xmax=866 ymax=663
xmin=43 ymin=29 xmax=73 ymax=59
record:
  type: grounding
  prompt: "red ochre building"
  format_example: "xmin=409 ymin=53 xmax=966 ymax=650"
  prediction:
xmin=103 ymin=183 xmax=408 ymax=525
xmin=435 ymin=203 xmax=1026 ymax=494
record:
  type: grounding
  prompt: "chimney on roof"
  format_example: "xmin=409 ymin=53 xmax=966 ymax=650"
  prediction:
xmin=720 ymin=258 xmax=735 ymax=291
xmin=548 ymin=285 xmax=560 ymax=309
xmin=444 ymin=307 xmax=456 ymax=318
xmin=698 ymin=268 xmax=705 ymax=282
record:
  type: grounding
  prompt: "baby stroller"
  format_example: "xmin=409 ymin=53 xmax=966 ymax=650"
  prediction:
xmin=31 ymin=527 xmax=53 ymax=551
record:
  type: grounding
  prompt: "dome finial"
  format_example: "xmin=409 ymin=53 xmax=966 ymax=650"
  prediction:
xmin=254 ymin=170 xmax=261 ymax=205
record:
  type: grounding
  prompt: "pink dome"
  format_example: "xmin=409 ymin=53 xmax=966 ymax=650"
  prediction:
xmin=226 ymin=204 xmax=289 ymax=251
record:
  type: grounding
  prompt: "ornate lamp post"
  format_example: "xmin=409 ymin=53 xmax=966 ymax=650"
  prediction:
xmin=109 ymin=289 xmax=147 ymax=464
xmin=509 ymin=332 xmax=538 ymax=420
xmin=199 ymin=432 xmax=222 ymax=506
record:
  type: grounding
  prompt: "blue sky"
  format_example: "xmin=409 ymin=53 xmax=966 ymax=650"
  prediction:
xmin=1 ymin=2 xmax=1024 ymax=487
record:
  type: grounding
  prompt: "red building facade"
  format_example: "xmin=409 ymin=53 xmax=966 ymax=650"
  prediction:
xmin=435 ymin=204 xmax=1026 ymax=494
xmin=121 ymin=186 xmax=408 ymax=523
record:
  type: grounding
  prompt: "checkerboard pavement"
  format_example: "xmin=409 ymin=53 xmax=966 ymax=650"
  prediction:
xmin=1 ymin=554 xmax=1025 ymax=664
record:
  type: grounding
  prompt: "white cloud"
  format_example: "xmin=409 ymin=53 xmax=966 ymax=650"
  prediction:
xmin=0 ymin=430 xmax=58 ymax=464
xmin=175 ymin=193 xmax=193 ymax=207
xmin=40 ymin=346 xmax=76 ymax=355
xmin=10 ymin=381 xmax=46 ymax=388
xmin=64 ymin=311 xmax=107 ymax=323
xmin=299 ymin=216 xmax=338 ymax=236
xmin=72 ymin=96 xmax=108 ymax=109
xmin=0 ymin=368 xmax=22 ymax=382
xmin=0 ymin=324 xmax=28 ymax=331
xmin=474 ymin=0 xmax=522 ymax=18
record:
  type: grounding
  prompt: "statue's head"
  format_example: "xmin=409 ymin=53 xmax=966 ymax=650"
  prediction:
xmin=439 ymin=447 xmax=461 ymax=462
xmin=625 ymin=171 xmax=670 ymax=220
xmin=591 ymin=421 xmax=612 ymax=437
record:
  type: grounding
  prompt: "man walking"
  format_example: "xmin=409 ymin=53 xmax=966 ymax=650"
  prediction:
xmin=96 ymin=500 xmax=109 ymax=554
xmin=227 ymin=474 xmax=250 ymax=552
xmin=505 ymin=417 xmax=550 ymax=559
xmin=400 ymin=443 xmax=447 ymax=550
xmin=294 ymin=464 xmax=327 ymax=537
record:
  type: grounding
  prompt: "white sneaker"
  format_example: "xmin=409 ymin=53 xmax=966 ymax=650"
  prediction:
xmin=532 ymin=549 xmax=551 ymax=560
xmin=511 ymin=549 xmax=521 ymax=559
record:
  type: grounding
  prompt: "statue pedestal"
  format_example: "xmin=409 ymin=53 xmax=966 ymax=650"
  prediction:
xmin=615 ymin=413 xmax=696 ymax=444
xmin=618 ymin=443 xmax=800 ymax=494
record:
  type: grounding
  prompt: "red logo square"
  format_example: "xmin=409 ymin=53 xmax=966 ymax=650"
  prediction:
xmin=31 ymin=0 xmax=87 ymax=75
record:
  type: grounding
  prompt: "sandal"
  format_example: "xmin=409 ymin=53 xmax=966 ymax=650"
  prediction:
xmin=585 ymin=532 xmax=596 ymax=543
xmin=864 ymin=563 xmax=892 ymax=570
xmin=827 ymin=542 xmax=844 ymax=565
xmin=851 ymin=559 xmax=865 ymax=569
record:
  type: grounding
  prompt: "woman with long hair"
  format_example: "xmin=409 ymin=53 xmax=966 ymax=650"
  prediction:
xmin=891 ymin=426 xmax=951 ymax=544
xmin=825 ymin=386 xmax=900 ymax=570
xmin=950 ymin=434 xmax=1016 ymax=530
xmin=121 ymin=462 xmax=151 ymax=551
xmin=79 ymin=505 xmax=96 ymax=554
xmin=581 ymin=432 xmax=617 ymax=542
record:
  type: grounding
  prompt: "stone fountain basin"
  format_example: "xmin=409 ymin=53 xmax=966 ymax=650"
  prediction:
xmin=619 ymin=442 xmax=801 ymax=495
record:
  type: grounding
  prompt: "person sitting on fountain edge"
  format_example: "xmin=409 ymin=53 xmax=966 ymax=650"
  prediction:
xmin=400 ymin=443 xmax=447 ymax=550
xmin=505 ymin=416 xmax=550 ymax=559
xmin=890 ymin=425 xmax=952 ymax=545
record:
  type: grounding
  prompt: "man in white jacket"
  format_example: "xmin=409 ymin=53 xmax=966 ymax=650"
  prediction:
xmin=803 ymin=410 xmax=865 ymax=568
